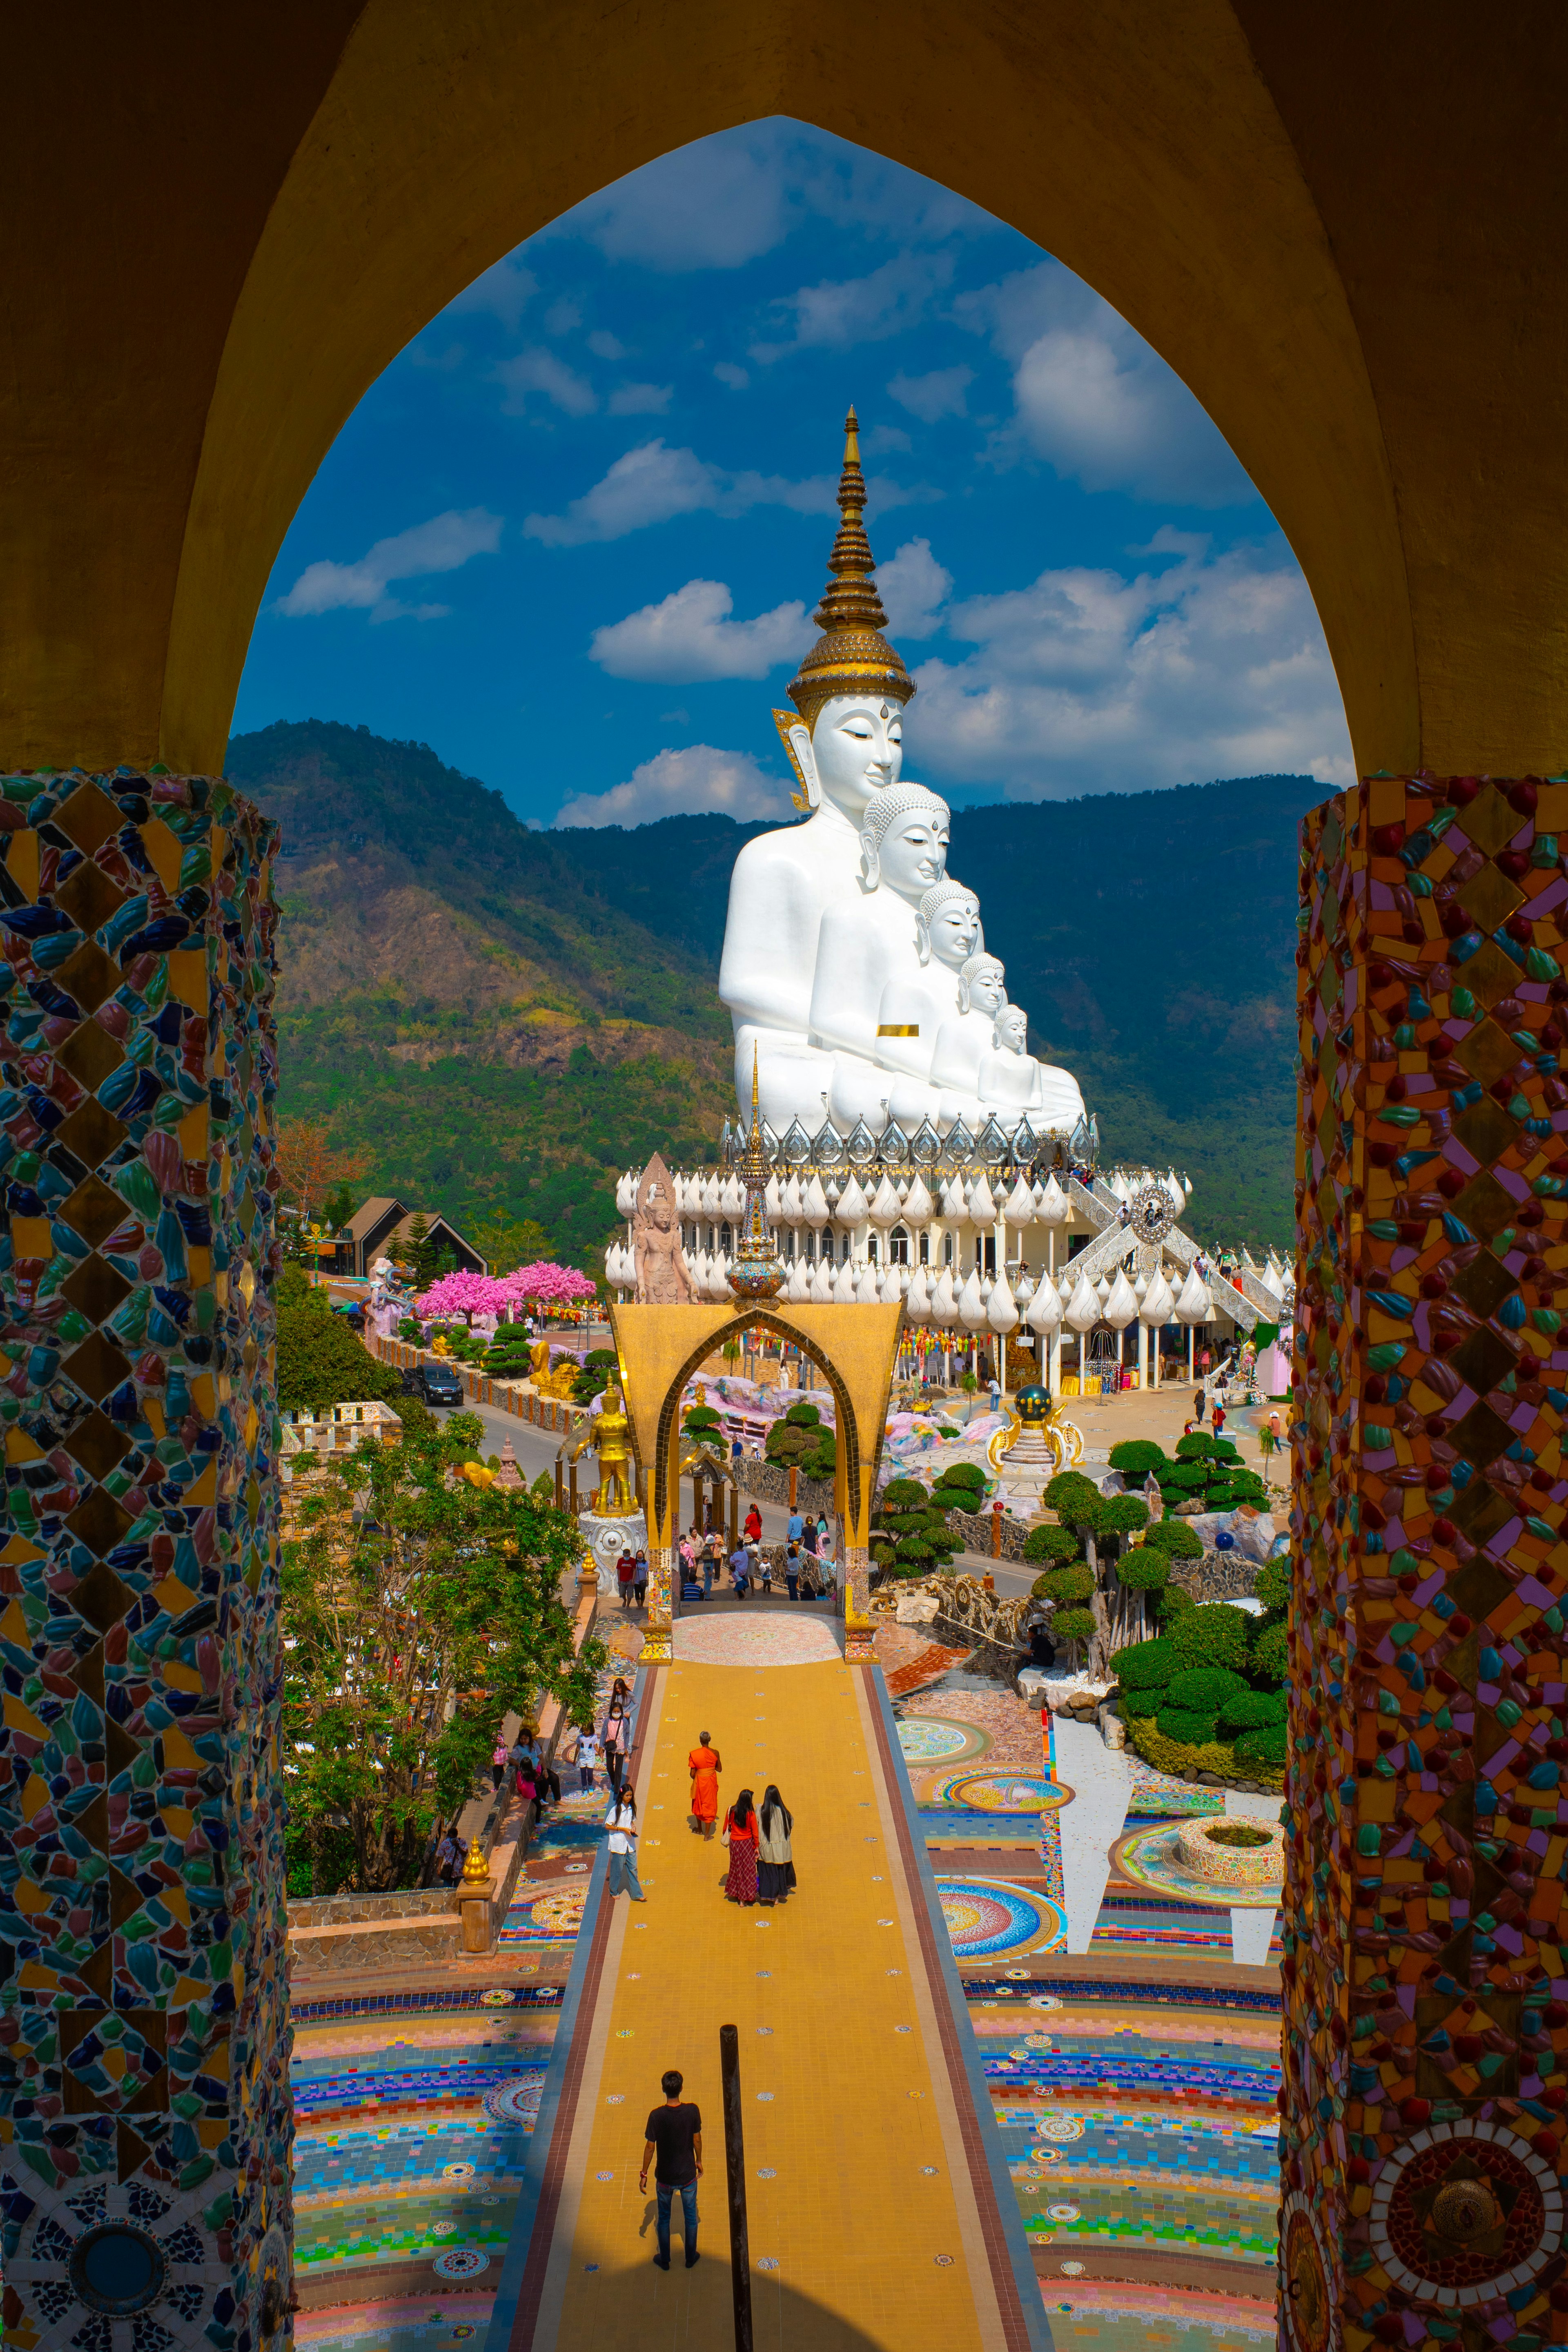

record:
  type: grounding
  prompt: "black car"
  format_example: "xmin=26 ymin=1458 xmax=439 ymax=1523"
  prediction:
xmin=408 ymin=1362 xmax=465 ymax=1407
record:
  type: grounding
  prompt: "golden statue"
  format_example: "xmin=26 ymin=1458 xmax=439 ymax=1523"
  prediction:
xmin=564 ymin=1381 xmax=639 ymax=1515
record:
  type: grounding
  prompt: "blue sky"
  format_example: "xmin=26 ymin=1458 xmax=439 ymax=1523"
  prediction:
xmin=233 ymin=121 xmax=1354 ymax=830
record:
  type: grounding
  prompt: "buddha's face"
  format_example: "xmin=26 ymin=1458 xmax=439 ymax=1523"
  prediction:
xmin=994 ymin=1004 xmax=1029 ymax=1056
xmin=811 ymin=696 xmax=904 ymax=818
xmin=929 ymin=897 xmax=981 ymax=968
xmin=871 ymin=806 xmax=949 ymax=902
xmin=969 ymin=959 xmax=1007 ymax=1016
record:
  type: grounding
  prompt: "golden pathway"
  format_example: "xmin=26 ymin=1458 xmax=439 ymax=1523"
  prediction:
xmin=488 ymin=1642 xmax=1044 ymax=2351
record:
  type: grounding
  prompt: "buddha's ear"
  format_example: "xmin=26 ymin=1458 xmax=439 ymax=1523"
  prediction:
xmin=773 ymin=711 xmax=819 ymax=811
xmin=859 ymin=833 xmax=880 ymax=893
xmin=915 ymin=915 xmax=932 ymax=967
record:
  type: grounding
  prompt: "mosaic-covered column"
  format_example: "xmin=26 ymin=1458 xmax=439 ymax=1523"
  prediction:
xmin=1286 ymin=773 xmax=1568 ymax=2352
xmin=0 ymin=770 xmax=291 ymax=2352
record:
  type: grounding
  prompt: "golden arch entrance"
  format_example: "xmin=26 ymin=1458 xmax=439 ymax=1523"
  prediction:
xmin=7 ymin=18 xmax=1568 ymax=2352
xmin=609 ymin=1300 xmax=904 ymax=1665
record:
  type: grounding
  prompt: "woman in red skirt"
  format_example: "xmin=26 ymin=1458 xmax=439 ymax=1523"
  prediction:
xmin=722 ymin=1788 xmax=760 ymax=1904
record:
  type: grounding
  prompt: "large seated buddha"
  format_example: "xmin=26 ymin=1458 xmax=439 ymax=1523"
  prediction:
xmin=718 ymin=411 xmax=1085 ymax=1144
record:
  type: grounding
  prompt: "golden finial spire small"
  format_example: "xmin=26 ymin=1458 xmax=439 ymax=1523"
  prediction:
xmin=786 ymin=405 xmax=914 ymax=731
xmin=751 ymin=1043 xmax=761 ymax=1115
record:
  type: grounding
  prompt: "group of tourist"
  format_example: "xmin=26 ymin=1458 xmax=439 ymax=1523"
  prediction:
xmin=686 ymin=1732 xmax=796 ymax=1905
xmin=674 ymin=1503 xmax=838 ymax=1605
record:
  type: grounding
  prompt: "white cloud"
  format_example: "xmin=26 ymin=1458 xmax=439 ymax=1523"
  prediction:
xmin=523 ymin=439 xmax=935 ymax=546
xmin=450 ymin=257 xmax=538 ymax=333
xmin=589 ymin=579 xmax=807 ymax=681
xmin=522 ymin=440 xmax=831 ymax=546
xmin=954 ymin=261 xmax=1255 ymax=508
xmin=607 ymin=381 xmax=674 ymax=416
xmin=559 ymin=130 xmax=797 ymax=270
xmin=751 ymin=250 xmax=954 ymax=360
xmin=906 ymin=537 xmax=1353 ymax=798
xmin=878 ymin=539 xmax=952 ymax=641
xmin=587 ymin=330 xmax=626 ymax=361
xmin=713 ymin=361 xmax=749 ymax=390
xmin=274 ymin=508 xmax=502 ymax=622
xmin=888 ymin=366 xmax=973 ymax=424
xmin=555 ymin=744 xmax=791 ymax=828
xmin=862 ymin=423 xmax=912 ymax=456
xmin=493 ymin=348 xmax=598 ymax=417
xmin=544 ymin=297 xmax=582 ymax=336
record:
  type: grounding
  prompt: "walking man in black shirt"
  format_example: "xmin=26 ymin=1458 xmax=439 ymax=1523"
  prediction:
xmin=639 ymin=2068 xmax=702 ymax=2271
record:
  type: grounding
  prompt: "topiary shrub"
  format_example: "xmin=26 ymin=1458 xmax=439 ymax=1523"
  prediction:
xmin=1144 ymin=1518 xmax=1203 ymax=1559
xmin=1157 ymin=1705 xmax=1223 ymax=1745
xmin=1114 ymin=1546 xmax=1170 ymax=1592
xmin=870 ymin=1476 xmax=956 ymax=1578
xmin=484 ymin=1322 xmax=535 ymax=1379
xmin=683 ymin=1403 xmax=724 ymax=1443
xmin=1114 ymin=1636 xmax=1178 ymax=1690
xmin=766 ymin=1401 xmax=835 ymax=1480
xmin=1126 ymin=1715 xmax=1285 ymax=1792
xmin=1121 ymin=1685 xmax=1163 ymax=1719
xmin=1158 ymin=1586 xmax=1194 ymax=1622
xmin=1107 ymin=1440 xmax=1169 ymax=1480
xmin=1166 ymin=1667 xmax=1250 ymax=1713
xmin=1167 ymin=1603 xmax=1253 ymax=1675
xmin=1252 ymin=1619 xmax=1289 ymax=1684
xmin=572 ymin=1347 xmax=619 ymax=1405
xmin=932 ymin=1460 xmax=987 ymax=1508
xmin=278 ymin=1284 xmax=410 ymax=1414
xmin=1023 ymin=1523 xmax=1081 ymax=1565
xmin=1036 ymin=1562 xmax=1095 ymax=1606
xmin=1234 ymin=1722 xmax=1289 ymax=1769
xmin=1254 ymin=1559 xmax=1290 ymax=1614
xmin=1099 ymin=1494 xmax=1150 ymax=1543
xmin=1052 ymin=1605 xmax=1097 ymax=1648
xmin=1044 ymin=1469 xmax=1103 ymax=1525
xmin=1219 ymin=1689 xmax=1287 ymax=1735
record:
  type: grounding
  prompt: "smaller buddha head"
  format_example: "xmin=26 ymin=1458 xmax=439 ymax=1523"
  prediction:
xmin=958 ymin=952 xmax=1007 ymax=1017
xmin=858 ymin=783 xmax=950 ymax=898
xmin=916 ymin=880 xmax=982 ymax=969
xmin=992 ymin=1003 xmax=1029 ymax=1057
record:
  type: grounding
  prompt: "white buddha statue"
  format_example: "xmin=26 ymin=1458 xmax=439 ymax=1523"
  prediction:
xmin=717 ymin=407 xmax=1087 ymax=1143
xmin=717 ymin=408 xmax=916 ymax=1136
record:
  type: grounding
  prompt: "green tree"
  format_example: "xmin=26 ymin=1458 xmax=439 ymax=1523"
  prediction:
xmin=276 ymin=1270 xmax=409 ymax=1413
xmin=471 ymin=1212 xmax=554 ymax=1272
xmin=869 ymin=1477 xmax=957 ymax=1578
xmin=282 ymin=1433 xmax=604 ymax=1893
xmin=1042 ymin=1471 xmax=1151 ymax=1670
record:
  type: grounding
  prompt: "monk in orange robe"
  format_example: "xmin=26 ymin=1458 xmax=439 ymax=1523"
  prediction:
xmin=689 ymin=1733 xmax=722 ymax=1838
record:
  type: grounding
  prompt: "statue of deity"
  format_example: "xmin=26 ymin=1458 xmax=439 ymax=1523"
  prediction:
xmin=717 ymin=409 xmax=1085 ymax=1142
xmin=631 ymin=1152 xmax=693 ymax=1304
xmin=591 ymin=1383 xmax=638 ymax=1515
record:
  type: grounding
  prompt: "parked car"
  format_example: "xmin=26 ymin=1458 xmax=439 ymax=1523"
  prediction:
xmin=409 ymin=1362 xmax=465 ymax=1407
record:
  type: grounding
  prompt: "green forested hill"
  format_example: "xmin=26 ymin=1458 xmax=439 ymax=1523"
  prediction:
xmin=231 ymin=718 xmax=1331 ymax=1257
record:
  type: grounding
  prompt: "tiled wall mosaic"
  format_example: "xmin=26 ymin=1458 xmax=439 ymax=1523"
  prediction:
xmin=1288 ymin=774 xmax=1568 ymax=2350
xmin=0 ymin=770 xmax=289 ymax=2352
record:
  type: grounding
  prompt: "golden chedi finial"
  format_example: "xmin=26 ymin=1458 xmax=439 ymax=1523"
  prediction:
xmin=786 ymin=407 xmax=915 ymax=733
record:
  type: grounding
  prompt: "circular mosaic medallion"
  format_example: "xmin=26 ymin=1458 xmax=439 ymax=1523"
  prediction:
xmin=1369 ymin=2121 xmax=1562 ymax=2308
xmin=483 ymin=2072 xmax=547 ymax=2128
xmin=1059 ymin=2260 xmax=1085 ymax=2277
xmin=1036 ymin=2117 xmax=1084 ymax=2146
xmin=1048 ymin=2203 xmax=1080 ymax=2223
xmin=1129 ymin=1183 xmax=1174 ymax=1245
xmin=432 ymin=2222 xmax=457 ymax=2238
xmin=528 ymin=1888 xmax=588 ymax=1937
xmin=937 ymin=1878 xmax=1065 ymax=1960
xmin=442 ymin=2163 xmax=475 ymax=2181
xmin=933 ymin=1772 xmax=1071 ymax=1815
xmin=1029 ymin=1993 xmax=1062 ymax=2011
xmin=1280 ymin=2194 xmax=1332 ymax=2352
xmin=898 ymin=1717 xmax=984 ymax=1764
xmin=432 ymin=2250 xmax=489 ymax=2280
xmin=480 ymin=1988 xmax=514 ymax=2007
xmin=1114 ymin=1822 xmax=1281 ymax=1909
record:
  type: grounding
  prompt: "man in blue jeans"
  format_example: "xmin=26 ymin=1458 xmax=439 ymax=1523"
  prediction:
xmin=639 ymin=2069 xmax=702 ymax=2270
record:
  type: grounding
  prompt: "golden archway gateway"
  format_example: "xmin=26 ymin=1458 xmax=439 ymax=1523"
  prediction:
xmin=609 ymin=1299 xmax=904 ymax=1663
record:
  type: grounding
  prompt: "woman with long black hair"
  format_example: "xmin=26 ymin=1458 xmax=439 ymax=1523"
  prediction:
xmin=757 ymin=1786 xmax=795 ymax=1906
xmin=722 ymin=1788 xmax=760 ymax=1904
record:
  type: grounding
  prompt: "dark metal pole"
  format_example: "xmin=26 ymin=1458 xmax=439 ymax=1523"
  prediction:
xmin=719 ymin=2023 xmax=753 ymax=2352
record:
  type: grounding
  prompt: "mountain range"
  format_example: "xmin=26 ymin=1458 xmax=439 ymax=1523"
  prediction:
xmin=227 ymin=718 xmax=1331 ymax=1262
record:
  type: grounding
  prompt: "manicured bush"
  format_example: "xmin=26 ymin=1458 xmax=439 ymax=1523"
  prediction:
xmin=683 ymin=1403 xmax=724 ymax=1442
xmin=1052 ymin=1606 xmax=1097 ymax=1647
xmin=1253 ymin=1620 xmax=1290 ymax=1683
xmin=1158 ymin=1586 xmax=1194 ymax=1622
xmin=1234 ymin=1722 xmax=1290 ymax=1768
xmin=1036 ymin=1562 xmax=1095 ymax=1606
xmin=883 ymin=1478 xmax=929 ymax=1506
xmin=571 ymin=1347 xmax=619 ymax=1405
xmin=766 ymin=1402 xmax=835 ymax=1481
xmin=932 ymin=1461 xmax=987 ymax=1509
xmin=1254 ymin=1560 xmax=1290 ymax=1614
xmin=1175 ymin=1433 xmax=1238 ymax=1462
xmin=1108 ymin=1440 xmax=1169 ymax=1480
xmin=1219 ymin=1689 xmax=1287 ymax=1734
xmin=1114 ymin=1636 xmax=1178 ymax=1689
xmin=1144 ymin=1518 xmax=1203 ymax=1559
xmin=483 ymin=1322 xmax=535 ymax=1378
xmin=278 ymin=1282 xmax=409 ymax=1414
xmin=1166 ymin=1667 xmax=1250 ymax=1712
xmin=785 ymin=1401 xmax=823 ymax=1428
xmin=1023 ymin=1523 xmax=1081 ymax=1565
xmin=1099 ymin=1494 xmax=1150 ymax=1541
xmin=1121 ymin=1685 xmax=1163 ymax=1719
xmin=1161 ymin=1463 xmax=1208 ymax=1491
xmin=1127 ymin=1715 xmax=1286 ymax=1792
xmin=1157 ymin=1705 xmax=1222 ymax=1745
xmin=1044 ymin=1470 xmax=1103 ymax=1524
xmin=1167 ymin=1603 xmax=1253 ymax=1676
xmin=870 ymin=1475 xmax=956 ymax=1578
xmin=1114 ymin=1546 xmax=1170 ymax=1592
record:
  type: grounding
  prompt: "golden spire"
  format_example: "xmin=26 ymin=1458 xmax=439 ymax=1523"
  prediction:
xmin=786 ymin=407 xmax=915 ymax=732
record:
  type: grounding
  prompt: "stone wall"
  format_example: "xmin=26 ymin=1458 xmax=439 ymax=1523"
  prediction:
xmin=1168 ymin=1553 xmax=1261 ymax=1604
xmin=288 ymin=1886 xmax=459 ymax=1929
xmin=944 ymin=1505 xmax=1031 ymax=1562
xmin=737 ymin=1456 xmax=836 ymax=1518
xmin=0 ymin=770 xmax=291 ymax=2348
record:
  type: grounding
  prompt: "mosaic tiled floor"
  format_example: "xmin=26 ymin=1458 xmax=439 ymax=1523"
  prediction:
xmin=1114 ymin=1824 xmax=1281 ymax=1911
xmin=938 ymin=1877 xmax=1067 ymax=1960
xmin=669 ymin=1613 xmax=843 ymax=1665
xmin=1125 ymin=1759 xmax=1225 ymax=1820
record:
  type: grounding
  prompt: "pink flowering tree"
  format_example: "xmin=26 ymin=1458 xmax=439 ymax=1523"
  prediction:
xmin=414 ymin=1262 xmax=597 ymax=1323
